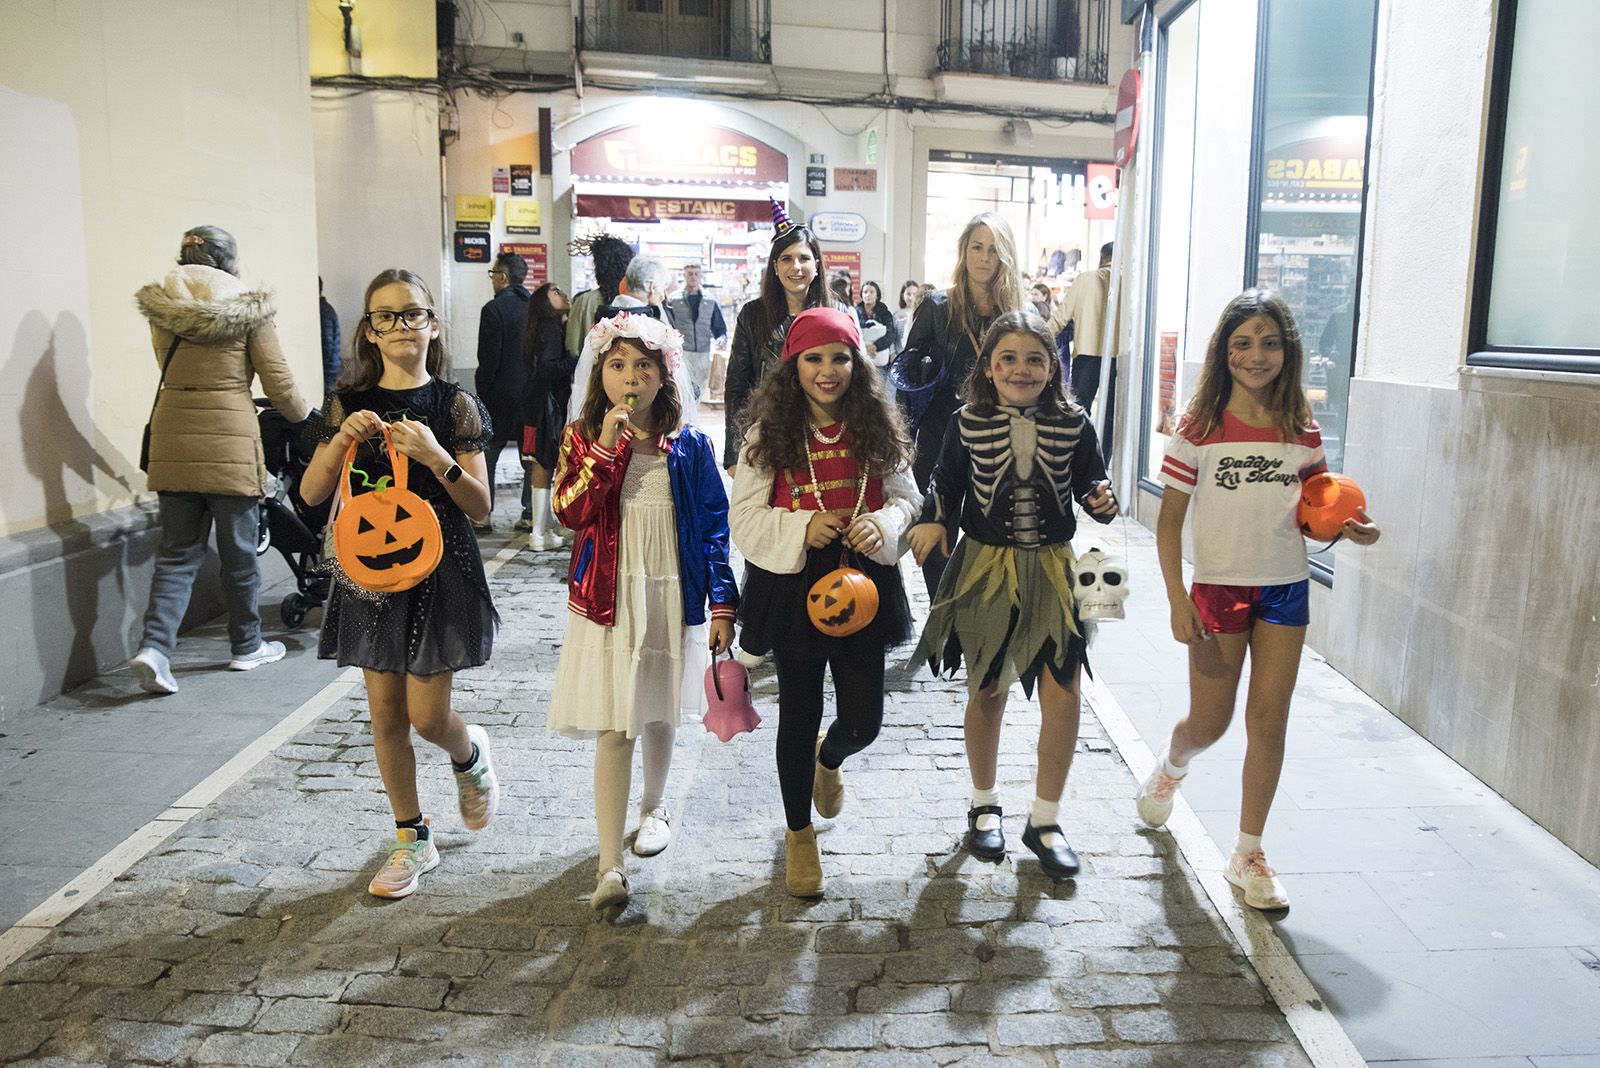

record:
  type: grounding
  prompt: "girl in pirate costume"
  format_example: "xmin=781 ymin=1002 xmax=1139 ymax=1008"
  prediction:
xmin=909 ymin=310 xmax=1118 ymax=880
xmin=730 ymin=307 xmax=921 ymax=897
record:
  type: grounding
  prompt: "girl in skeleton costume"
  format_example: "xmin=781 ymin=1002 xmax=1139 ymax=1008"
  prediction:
xmin=1138 ymin=290 xmax=1379 ymax=911
xmin=909 ymin=310 xmax=1118 ymax=880
xmin=730 ymin=307 xmax=921 ymax=898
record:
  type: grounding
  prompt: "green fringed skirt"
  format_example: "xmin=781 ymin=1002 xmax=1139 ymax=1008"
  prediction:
xmin=911 ymin=539 xmax=1092 ymax=698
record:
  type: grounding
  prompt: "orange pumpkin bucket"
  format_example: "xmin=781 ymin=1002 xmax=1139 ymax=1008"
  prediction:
xmin=1297 ymin=472 xmax=1366 ymax=543
xmin=807 ymin=561 xmax=879 ymax=638
xmin=331 ymin=424 xmax=443 ymax=593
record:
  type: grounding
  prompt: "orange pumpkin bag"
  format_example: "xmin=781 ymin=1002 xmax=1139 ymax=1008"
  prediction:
xmin=330 ymin=424 xmax=444 ymax=594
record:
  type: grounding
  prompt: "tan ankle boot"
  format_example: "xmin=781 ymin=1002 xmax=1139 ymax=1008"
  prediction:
xmin=813 ymin=733 xmax=844 ymax=819
xmin=784 ymin=825 xmax=825 ymax=897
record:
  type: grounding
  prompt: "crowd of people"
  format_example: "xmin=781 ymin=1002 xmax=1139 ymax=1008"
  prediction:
xmin=125 ymin=213 xmax=1380 ymax=916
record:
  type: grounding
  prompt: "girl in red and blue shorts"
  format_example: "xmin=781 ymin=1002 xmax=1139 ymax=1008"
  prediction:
xmin=1138 ymin=290 xmax=1381 ymax=911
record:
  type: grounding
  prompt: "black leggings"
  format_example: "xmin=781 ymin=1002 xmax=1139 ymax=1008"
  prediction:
xmin=774 ymin=641 xmax=886 ymax=831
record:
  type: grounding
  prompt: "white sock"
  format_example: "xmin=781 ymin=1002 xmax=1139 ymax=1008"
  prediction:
xmin=1030 ymin=796 xmax=1064 ymax=849
xmin=971 ymin=786 xmax=1001 ymax=831
xmin=1162 ymin=748 xmax=1189 ymax=779
xmin=531 ymin=488 xmax=550 ymax=537
xmin=1235 ymin=832 xmax=1263 ymax=856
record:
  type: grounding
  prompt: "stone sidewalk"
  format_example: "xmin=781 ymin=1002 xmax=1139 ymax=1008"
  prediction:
xmin=0 ymin=541 xmax=1313 ymax=1066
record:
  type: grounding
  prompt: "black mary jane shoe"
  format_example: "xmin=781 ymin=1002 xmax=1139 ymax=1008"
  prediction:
xmin=966 ymin=805 xmax=1006 ymax=861
xmin=1021 ymin=822 xmax=1081 ymax=880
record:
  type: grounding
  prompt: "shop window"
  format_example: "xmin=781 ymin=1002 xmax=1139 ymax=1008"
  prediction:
xmin=924 ymin=150 xmax=1118 ymax=300
xmin=937 ymin=0 xmax=1112 ymax=83
xmin=1469 ymin=0 xmax=1600 ymax=372
xmin=1245 ymin=0 xmax=1379 ymax=483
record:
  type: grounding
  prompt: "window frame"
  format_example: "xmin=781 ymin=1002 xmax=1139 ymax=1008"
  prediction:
xmin=1242 ymin=0 xmax=1381 ymax=585
xmin=1467 ymin=0 xmax=1600 ymax=374
xmin=1136 ymin=0 xmax=1202 ymax=503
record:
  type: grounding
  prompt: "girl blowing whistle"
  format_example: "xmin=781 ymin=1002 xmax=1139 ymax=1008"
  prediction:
xmin=1139 ymin=290 xmax=1379 ymax=910
xmin=730 ymin=308 xmax=921 ymax=897
xmin=547 ymin=314 xmax=737 ymax=910
xmin=909 ymin=310 xmax=1117 ymax=881
xmin=299 ymin=269 xmax=499 ymax=899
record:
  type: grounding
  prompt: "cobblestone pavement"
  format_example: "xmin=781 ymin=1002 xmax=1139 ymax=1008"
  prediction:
xmin=0 ymin=543 xmax=1313 ymax=1067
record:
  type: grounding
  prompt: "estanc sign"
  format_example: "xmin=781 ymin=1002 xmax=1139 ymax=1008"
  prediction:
xmin=809 ymin=212 xmax=867 ymax=242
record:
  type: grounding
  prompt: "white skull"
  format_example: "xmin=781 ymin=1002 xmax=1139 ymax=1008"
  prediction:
xmin=1075 ymin=548 xmax=1129 ymax=621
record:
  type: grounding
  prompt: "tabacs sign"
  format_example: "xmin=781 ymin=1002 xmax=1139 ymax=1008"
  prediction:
xmin=572 ymin=125 xmax=788 ymax=183
xmin=1263 ymin=137 xmax=1365 ymax=201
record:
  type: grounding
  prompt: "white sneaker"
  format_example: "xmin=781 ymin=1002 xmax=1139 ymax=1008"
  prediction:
xmin=228 ymin=640 xmax=286 ymax=671
xmin=1136 ymin=757 xmax=1186 ymax=829
xmin=452 ymin=724 xmax=499 ymax=831
xmin=590 ymin=867 xmax=629 ymax=909
xmin=1225 ymin=848 xmax=1291 ymax=910
xmin=131 ymin=648 xmax=178 ymax=695
xmin=634 ymin=807 xmax=672 ymax=857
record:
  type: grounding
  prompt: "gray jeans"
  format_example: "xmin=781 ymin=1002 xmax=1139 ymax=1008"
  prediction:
xmin=140 ymin=492 xmax=263 ymax=657
xmin=683 ymin=349 xmax=711 ymax=400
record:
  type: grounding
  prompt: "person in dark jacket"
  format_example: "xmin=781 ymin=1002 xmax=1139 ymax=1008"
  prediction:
xmin=318 ymin=276 xmax=341 ymax=391
xmin=723 ymin=201 xmax=849 ymax=472
xmin=475 ymin=252 xmax=531 ymax=531
xmin=893 ymin=212 xmax=1026 ymax=596
xmin=518 ymin=282 xmax=572 ymax=549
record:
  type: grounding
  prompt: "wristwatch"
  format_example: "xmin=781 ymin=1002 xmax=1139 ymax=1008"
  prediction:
xmin=442 ymin=463 xmax=463 ymax=484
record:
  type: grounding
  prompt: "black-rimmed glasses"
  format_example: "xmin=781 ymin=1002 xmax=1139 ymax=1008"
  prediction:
xmin=365 ymin=308 xmax=436 ymax=334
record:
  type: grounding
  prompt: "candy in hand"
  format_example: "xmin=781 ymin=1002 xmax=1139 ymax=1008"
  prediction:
xmin=623 ymin=393 xmax=638 ymax=410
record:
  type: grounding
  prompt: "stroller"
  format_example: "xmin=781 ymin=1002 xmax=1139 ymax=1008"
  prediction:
xmin=257 ymin=401 xmax=331 ymax=628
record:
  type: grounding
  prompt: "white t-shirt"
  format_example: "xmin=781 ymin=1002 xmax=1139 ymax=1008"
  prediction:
xmin=1159 ymin=411 xmax=1326 ymax=585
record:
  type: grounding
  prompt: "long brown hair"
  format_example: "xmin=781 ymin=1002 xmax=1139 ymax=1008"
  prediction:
xmin=742 ymin=350 xmax=913 ymax=475
xmin=577 ymin=337 xmax=683 ymax=440
xmin=337 ymin=268 xmax=449 ymax=391
xmin=755 ymin=227 xmax=826 ymax=341
xmin=947 ymin=213 xmax=1024 ymax=346
xmin=961 ymin=310 xmax=1076 ymax=419
xmin=1181 ymin=289 xmax=1313 ymax=443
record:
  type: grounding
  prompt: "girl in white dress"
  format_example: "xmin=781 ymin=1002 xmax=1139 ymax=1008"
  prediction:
xmin=547 ymin=313 xmax=738 ymax=909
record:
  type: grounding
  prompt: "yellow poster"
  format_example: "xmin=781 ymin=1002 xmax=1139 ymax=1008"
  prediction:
xmin=505 ymin=199 xmax=542 ymax=232
xmin=454 ymin=194 xmax=494 ymax=230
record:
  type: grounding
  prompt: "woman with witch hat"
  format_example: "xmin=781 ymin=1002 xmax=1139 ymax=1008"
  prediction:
xmin=722 ymin=201 xmax=851 ymax=474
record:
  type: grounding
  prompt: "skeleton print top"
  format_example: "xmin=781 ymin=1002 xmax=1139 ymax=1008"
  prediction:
xmin=919 ymin=403 xmax=1112 ymax=547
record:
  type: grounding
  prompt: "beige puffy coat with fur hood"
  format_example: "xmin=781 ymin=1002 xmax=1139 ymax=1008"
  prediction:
xmin=136 ymin=265 xmax=310 ymax=497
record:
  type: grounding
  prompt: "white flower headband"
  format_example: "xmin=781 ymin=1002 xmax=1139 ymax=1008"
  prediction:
xmin=583 ymin=312 xmax=684 ymax=375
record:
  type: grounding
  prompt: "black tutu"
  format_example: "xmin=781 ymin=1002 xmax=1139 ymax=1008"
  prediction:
xmin=318 ymin=509 xmax=496 ymax=676
xmin=737 ymin=540 xmax=913 ymax=659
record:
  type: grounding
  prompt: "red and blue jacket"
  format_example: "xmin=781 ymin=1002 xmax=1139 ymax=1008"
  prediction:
xmin=552 ymin=422 xmax=738 ymax=627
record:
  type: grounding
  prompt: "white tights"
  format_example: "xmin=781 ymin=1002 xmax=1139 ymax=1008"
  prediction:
xmin=593 ymin=722 xmax=675 ymax=874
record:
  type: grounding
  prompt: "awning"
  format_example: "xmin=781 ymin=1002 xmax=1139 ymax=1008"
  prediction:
xmin=572 ymin=180 xmax=788 ymax=223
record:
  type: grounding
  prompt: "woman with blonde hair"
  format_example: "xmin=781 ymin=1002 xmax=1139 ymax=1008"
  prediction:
xmin=891 ymin=212 xmax=1025 ymax=594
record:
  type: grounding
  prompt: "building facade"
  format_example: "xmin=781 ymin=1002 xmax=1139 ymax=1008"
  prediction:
xmin=1112 ymin=0 xmax=1600 ymax=864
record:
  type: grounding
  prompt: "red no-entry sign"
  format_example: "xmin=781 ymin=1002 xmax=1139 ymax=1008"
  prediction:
xmin=1113 ymin=68 xmax=1142 ymax=169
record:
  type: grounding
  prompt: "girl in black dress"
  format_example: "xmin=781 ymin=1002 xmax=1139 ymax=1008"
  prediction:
xmin=299 ymin=268 xmax=500 ymax=899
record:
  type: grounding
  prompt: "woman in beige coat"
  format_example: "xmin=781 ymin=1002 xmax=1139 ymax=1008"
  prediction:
xmin=128 ymin=226 xmax=310 ymax=695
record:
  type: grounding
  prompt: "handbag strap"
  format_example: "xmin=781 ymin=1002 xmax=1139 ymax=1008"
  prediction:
xmin=710 ymin=647 xmax=726 ymax=701
xmin=146 ymin=333 xmax=182 ymax=424
xmin=337 ymin=422 xmax=409 ymax=510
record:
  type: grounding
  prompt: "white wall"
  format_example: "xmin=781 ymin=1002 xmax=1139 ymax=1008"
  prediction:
xmin=310 ymin=88 xmax=445 ymax=382
xmin=1181 ymin=0 xmax=1257 ymax=345
xmin=0 ymin=0 xmax=322 ymax=537
xmin=1357 ymin=0 xmax=1493 ymax=385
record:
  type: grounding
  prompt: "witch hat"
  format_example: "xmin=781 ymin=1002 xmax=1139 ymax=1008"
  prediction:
xmin=769 ymin=198 xmax=796 ymax=241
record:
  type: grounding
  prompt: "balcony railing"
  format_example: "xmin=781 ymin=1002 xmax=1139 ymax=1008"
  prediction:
xmin=577 ymin=0 xmax=772 ymax=65
xmin=938 ymin=0 xmax=1110 ymax=84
